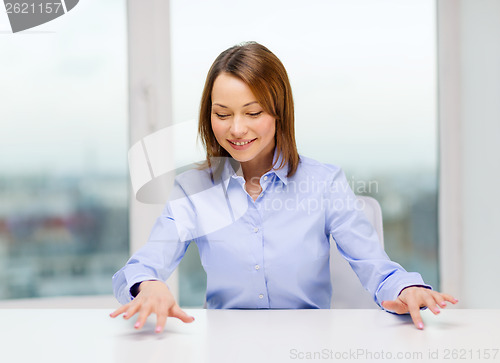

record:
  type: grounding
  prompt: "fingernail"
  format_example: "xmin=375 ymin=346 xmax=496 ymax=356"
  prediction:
xmin=134 ymin=322 xmax=140 ymax=329
xmin=418 ymin=322 xmax=424 ymax=330
xmin=123 ymin=313 xmax=128 ymax=318
xmin=155 ymin=326 xmax=162 ymax=333
xmin=440 ymin=302 xmax=447 ymax=307
xmin=191 ymin=316 xmax=195 ymax=321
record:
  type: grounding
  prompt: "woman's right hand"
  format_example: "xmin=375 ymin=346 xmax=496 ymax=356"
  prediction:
xmin=109 ymin=280 xmax=195 ymax=333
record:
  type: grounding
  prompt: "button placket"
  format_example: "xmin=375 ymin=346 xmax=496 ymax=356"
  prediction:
xmin=249 ymin=201 xmax=267 ymax=307
xmin=257 ymin=173 xmax=274 ymax=199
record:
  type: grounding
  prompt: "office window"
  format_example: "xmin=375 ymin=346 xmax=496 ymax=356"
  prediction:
xmin=169 ymin=0 xmax=438 ymax=306
xmin=0 ymin=0 xmax=128 ymax=299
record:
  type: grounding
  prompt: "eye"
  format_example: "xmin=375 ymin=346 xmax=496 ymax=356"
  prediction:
xmin=248 ymin=111 xmax=263 ymax=117
xmin=215 ymin=113 xmax=230 ymax=119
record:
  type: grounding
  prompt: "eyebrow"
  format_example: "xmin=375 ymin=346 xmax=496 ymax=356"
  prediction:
xmin=212 ymin=101 xmax=258 ymax=108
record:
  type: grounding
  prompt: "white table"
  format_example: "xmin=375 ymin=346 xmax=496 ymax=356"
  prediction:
xmin=1 ymin=308 xmax=499 ymax=363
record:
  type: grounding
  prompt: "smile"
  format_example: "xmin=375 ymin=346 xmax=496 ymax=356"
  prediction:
xmin=228 ymin=139 xmax=256 ymax=146
xmin=227 ymin=138 xmax=256 ymax=150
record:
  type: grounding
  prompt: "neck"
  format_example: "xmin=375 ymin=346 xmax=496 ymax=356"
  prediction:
xmin=241 ymin=148 xmax=275 ymax=184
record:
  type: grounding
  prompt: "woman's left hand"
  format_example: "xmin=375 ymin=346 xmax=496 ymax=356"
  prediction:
xmin=381 ymin=286 xmax=458 ymax=330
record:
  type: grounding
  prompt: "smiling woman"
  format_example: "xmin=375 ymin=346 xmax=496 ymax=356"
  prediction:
xmin=210 ymin=75 xmax=277 ymax=200
xmin=196 ymin=43 xmax=300 ymax=201
xmin=198 ymin=43 xmax=299 ymax=178
xmin=210 ymin=74 xmax=277 ymax=166
xmin=111 ymin=41 xmax=456 ymax=334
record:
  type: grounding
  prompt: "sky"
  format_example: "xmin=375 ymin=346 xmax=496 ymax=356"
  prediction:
xmin=0 ymin=0 xmax=436 ymax=177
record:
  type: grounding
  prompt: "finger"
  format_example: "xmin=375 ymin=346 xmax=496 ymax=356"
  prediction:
xmin=109 ymin=304 xmax=129 ymax=318
xmin=122 ymin=301 xmax=141 ymax=320
xmin=430 ymin=291 xmax=448 ymax=308
xmin=170 ymin=305 xmax=195 ymax=323
xmin=407 ymin=301 xmax=424 ymax=330
xmin=440 ymin=293 xmax=459 ymax=304
xmin=155 ymin=313 xmax=167 ymax=333
xmin=424 ymin=295 xmax=440 ymax=315
xmin=382 ymin=300 xmax=408 ymax=315
xmin=134 ymin=304 xmax=152 ymax=330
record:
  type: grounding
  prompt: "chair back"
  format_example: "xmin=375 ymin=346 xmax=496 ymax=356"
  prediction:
xmin=330 ymin=195 xmax=384 ymax=309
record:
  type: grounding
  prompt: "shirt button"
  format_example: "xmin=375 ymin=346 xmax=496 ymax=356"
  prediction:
xmin=263 ymin=176 xmax=268 ymax=181
xmin=253 ymin=227 xmax=259 ymax=233
xmin=255 ymin=265 xmax=260 ymax=270
xmin=258 ymin=294 xmax=264 ymax=299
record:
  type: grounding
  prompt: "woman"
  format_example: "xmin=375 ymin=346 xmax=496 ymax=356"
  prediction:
xmin=110 ymin=42 xmax=457 ymax=333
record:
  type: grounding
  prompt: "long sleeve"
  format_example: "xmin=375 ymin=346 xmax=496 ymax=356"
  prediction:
xmin=325 ymin=168 xmax=431 ymax=307
xmin=112 ymin=180 xmax=197 ymax=305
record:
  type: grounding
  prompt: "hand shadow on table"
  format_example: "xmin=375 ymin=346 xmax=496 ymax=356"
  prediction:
xmin=389 ymin=312 xmax=461 ymax=330
xmin=117 ymin=320 xmax=193 ymax=341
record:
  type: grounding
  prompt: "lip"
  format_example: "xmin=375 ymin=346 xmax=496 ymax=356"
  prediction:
xmin=227 ymin=138 xmax=256 ymax=151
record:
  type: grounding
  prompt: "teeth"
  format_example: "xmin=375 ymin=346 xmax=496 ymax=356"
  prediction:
xmin=232 ymin=140 xmax=252 ymax=146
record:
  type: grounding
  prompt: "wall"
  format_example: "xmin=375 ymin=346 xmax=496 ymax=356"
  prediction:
xmin=127 ymin=0 xmax=180 ymax=297
xmin=439 ymin=0 xmax=500 ymax=307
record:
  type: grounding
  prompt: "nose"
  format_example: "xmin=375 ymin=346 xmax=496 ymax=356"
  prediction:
xmin=229 ymin=116 xmax=248 ymax=138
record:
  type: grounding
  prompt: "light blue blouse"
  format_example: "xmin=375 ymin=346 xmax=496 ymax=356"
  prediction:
xmin=112 ymin=153 xmax=430 ymax=309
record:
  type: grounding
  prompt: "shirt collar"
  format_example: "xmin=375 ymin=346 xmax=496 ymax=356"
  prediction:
xmin=218 ymin=148 xmax=289 ymax=189
xmin=218 ymin=157 xmax=240 ymax=190
xmin=271 ymin=149 xmax=289 ymax=185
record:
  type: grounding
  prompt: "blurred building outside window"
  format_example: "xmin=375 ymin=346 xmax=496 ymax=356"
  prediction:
xmin=0 ymin=0 xmax=129 ymax=300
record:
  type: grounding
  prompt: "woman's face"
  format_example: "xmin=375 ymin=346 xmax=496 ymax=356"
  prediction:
xmin=211 ymin=73 xmax=276 ymax=166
